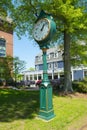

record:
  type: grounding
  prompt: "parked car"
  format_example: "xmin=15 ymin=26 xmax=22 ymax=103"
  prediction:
xmin=35 ymin=80 xmax=42 ymax=87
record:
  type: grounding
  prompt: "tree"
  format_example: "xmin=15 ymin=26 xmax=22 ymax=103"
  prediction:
xmin=28 ymin=67 xmax=35 ymax=71
xmin=0 ymin=56 xmax=13 ymax=84
xmin=13 ymin=57 xmax=26 ymax=83
xmin=0 ymin=56 xmax=26 ymax=85
xmin=71 ymin=40 xmax=87 ymax=67
xmin=2 ymin=0 xmax=87 ymax=93
xmin=0 ymin=0 xmax=13 ymax=17
xmin=41 ymin=0 xmax=87 ymax=93
xmin=0 ymin=1 xmax=14 ymax=33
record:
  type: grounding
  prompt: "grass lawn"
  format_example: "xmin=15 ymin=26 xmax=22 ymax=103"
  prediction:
xmin=0 ymin=89 xmax=87 ymax=130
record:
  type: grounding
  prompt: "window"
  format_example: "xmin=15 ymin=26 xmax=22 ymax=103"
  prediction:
xmin=58 ymin=51 xmax=61 ymax=58
xmin=35 ymin=55 xmax=42 ymax=62
xmin=54 ymin=51 xmax=58 ymax=58
xmin=35 ymin=65 xmax=39 ymax=71
xmin=38 ymin=56 xmax=41 ymax=61
xmin=50 ymin=52 xmax=54 ymax=59
xmin=47 ymin=54 xmax=50 ymax=60
xmin=35 ymin=56 xmax=40 ymax=62
xmin=54 ymin=62 xmax=58 ymax=69
xmin=48 ymin=63 xmax=53 ymax=70
xmin=84 ymin=71 xmax=87 ymax=77
xmin=0 ymin=38 xmax=6 ymax=57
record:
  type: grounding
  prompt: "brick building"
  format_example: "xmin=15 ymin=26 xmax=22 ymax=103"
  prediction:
xmin=0 ymin=17 xmax=13 ymax=57
xmin=0 ymin=17 xmax=13 ymax=83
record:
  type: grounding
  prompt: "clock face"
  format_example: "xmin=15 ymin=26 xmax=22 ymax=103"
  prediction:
xmin=33 ymin=18 xmax=50 ymax=42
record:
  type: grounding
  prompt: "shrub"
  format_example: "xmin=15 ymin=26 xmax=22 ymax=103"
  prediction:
xmin=6 ymin=79 xmax=15 ymax=86
xmin=72 ymin=80 xmax=87 ymax=93
xmin=0 ymin=80 xmax=3 ymax=86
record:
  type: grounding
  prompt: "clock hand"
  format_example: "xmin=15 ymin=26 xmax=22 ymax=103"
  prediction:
xmin=41 ymin=24 xmax=45 ymax=31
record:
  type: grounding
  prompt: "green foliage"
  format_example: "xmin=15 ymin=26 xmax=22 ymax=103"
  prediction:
xmin=10 ymin=0 xmax=87 ymax=63
xmin=28 ymin=67 xmax=35 ymax=71
xmin=0 ymin=0 xmax=13 ymax=17
xmin=0 ymin=56 xmax=26 ymax=83
xmin=13 ymin=57 xmax=26 ymax=82
xmin=1 ymin=0 xmax=87 ymax=44
xmin=10 ymin=0 xmax=87 ymax=36
xmin=13 ymin=57 xmax=26 ymax=74
xmin=0 ymin=56 xmax=13 ymax=81
xmin=72 ymin=80 xmax=87 ymax=93
xmin=71 ymin=41 xmax=87 ymax=66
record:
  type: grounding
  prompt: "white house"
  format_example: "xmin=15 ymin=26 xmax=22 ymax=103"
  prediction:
xmin=22 ymin=46 xmax=87 ymax=81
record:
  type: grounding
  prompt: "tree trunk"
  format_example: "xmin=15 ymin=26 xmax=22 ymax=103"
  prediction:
xmin=64 ymin=30 xmax=73 ymax=93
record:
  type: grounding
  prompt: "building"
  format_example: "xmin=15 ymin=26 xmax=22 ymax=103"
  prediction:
xmin=0 ymin=16 xmax=13 ymax=81
xmin=0 ymin=17 xmax=13 ymax=57
xmin=22 ymin=46 xmax=87 ymax=81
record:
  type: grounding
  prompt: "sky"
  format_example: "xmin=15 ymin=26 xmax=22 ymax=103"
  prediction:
xmin=13 ymin=33 xmax=41 ymax=69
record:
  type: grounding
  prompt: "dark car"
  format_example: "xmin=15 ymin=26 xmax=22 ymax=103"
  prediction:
xmin=35 ymin=80 xmax=42 ymax=87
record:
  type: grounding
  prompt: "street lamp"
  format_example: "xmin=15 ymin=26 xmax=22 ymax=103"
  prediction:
xmin=33 ymin=10 xmax=56 ymax=121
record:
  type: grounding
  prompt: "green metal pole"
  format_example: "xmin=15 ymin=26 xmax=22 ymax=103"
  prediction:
xmin=38 ymin=48 xmax=55 ymax=121
xmin=42 ymin=49 xmax=49 ymax=82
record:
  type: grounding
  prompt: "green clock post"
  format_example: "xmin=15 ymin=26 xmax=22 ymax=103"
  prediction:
xmin=33 ymin=10 xmax=56 ymax=121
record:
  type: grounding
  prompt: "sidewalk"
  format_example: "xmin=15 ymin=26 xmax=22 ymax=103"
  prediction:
xmin=24 ymin=86 xmax=39 ymax=91
xmin=68 ymin=116 xmax=87 ymax=130
xmin=0 ymin=85 xmax=39 ymax=91
xmin=79 ymin=124 xmax=87 ymax=130
xmin=22 ymin=84 xmax=39 ymax=90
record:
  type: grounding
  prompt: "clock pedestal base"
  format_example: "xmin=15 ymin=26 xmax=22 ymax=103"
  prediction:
xmin=38 ymin=110 xmax=55 ymax=121
xmin=38 ymin=84 xmax=55 ymax=121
